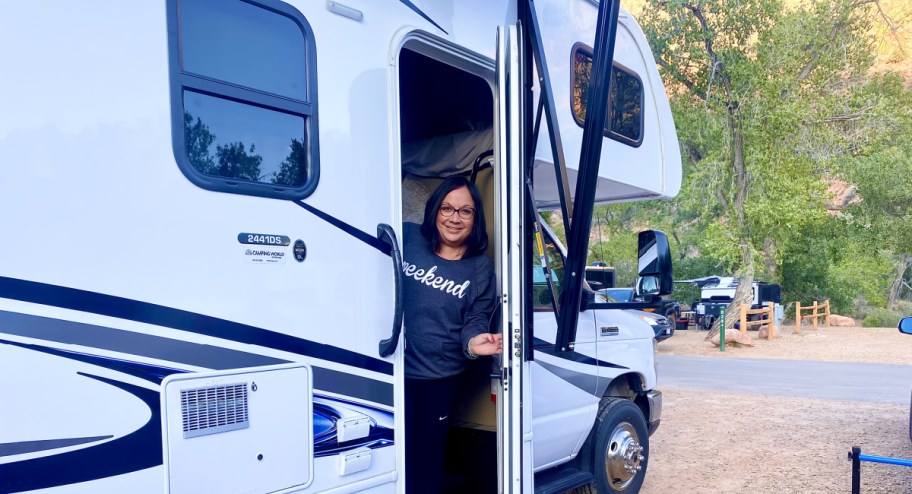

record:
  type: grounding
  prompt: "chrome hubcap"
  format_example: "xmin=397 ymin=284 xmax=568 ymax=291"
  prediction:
xmin=604 ymin=422 xmax=644 ymax=491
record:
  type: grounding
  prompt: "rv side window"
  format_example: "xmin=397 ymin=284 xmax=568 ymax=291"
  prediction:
xmin=168 ymin=0 xmax=319 ymax=199
xmin=570 ymin=44 xmax=644 ymax=147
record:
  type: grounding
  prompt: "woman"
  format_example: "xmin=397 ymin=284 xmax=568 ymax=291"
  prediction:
xmin=402 ymin=175 xmax=503 ymax=494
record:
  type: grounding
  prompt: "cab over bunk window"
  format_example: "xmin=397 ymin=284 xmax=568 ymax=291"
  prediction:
xmin=167 ymin=0 xmax=319 ymax=199
xmin=570 ymin=43 xmax=644 ymax=147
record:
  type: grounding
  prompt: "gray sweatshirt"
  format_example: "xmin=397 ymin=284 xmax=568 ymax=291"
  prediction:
xmin=402 ymin=223 xmax=497 ymax=379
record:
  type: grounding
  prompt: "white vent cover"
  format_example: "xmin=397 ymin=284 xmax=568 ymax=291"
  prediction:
xmin=180 ymin=383 xmax=249 ymax=438
xmin=161 ymin=363 xmax=313 ymax=494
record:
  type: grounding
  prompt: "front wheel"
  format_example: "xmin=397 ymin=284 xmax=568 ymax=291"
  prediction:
xmin=578 ymin=398 xmax=650 ymax=493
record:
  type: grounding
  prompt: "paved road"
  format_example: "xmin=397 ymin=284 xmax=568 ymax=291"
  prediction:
xmin=658 ymin=355 xmax=912 ymax=404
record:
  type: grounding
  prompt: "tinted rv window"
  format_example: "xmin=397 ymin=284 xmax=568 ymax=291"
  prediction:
xmin=168 ymin=0 xmax=319 ymax=199
xmin=570 ymin=44 xmax=644 ymax=147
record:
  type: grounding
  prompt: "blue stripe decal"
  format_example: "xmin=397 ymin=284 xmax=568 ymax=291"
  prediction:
xmin=0 ymin=338 xmax=394 ymax=407
xmin=0 ymin=436 xmax=114 ymax=458
xmin=0 ymin=339 xmax=186 ymax=384
xmin=0 ymin=373 xmax=161 ymax=493
xmin=536 ymin=359 xmax=602 ymax=396
xmin=0 ymin=309 xmax=287 ymax=370
xmin=294 ymin=201 xmax=392 ymax=256
xmin=0 ymin=276 xmax=393 ymax=376
xmin=533 ymin=337 xmax=628 ymax=369
xmin=397 ymin=0 xmax=447 ymax=34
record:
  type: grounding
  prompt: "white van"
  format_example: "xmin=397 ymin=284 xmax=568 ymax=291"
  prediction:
xmin=0 ymin=1 xmax=680 ymax=492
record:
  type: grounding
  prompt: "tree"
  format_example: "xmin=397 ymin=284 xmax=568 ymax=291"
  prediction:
xmin=836 ymin=73 xmax=912 ymax=308
xmin=183 ymin=111 xmax=265 ymax=183
xmin=272 ymin=138 xmax=307 ymax=186
xmin=184 ymin=112 xmax=216 ymax=175
xmin=214 ymin=142 xmax=263 ymax=183
xmin=639 ymin=0 xmax=885 ymax=339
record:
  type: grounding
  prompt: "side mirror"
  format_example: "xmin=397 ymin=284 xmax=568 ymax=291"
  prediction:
xmin=637 ymin=230 xmax=673 ymax=295
xmin=635 ymin=275 xmax=660 ymax=299
xmin=899 ymin=317 xmax=912 ymax=335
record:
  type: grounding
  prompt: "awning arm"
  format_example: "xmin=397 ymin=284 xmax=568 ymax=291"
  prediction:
xmin=555 ymin=0 xmax=622 ymax=353
xmin=525 ymin=0 xmax=573 ymax=237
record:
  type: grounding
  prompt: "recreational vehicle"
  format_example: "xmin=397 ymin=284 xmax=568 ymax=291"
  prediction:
xmin=0 ymin=0 xmax=681 ymax=492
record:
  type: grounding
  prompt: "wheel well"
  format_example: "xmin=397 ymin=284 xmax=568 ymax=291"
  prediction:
xmin=603 ymin=373 xmax=651 ymax=419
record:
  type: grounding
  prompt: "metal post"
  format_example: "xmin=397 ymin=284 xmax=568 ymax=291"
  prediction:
xmin=720 ymin=311 xmax=726 ymax=352
xmin=850 ymin=446 xmax=861 ymax=494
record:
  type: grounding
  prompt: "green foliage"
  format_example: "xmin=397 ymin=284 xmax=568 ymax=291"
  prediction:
xmin=862 ymin=308 xmax=903 ymax=328
xmin=598 ymin=0 xmax=912 ymax=319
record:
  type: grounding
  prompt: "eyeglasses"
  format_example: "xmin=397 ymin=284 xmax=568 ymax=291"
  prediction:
xmin=439 ymin=204 xmax=476 ymax=220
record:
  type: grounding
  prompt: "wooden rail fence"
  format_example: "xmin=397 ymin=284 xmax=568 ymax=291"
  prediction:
xmin=795 ymin=300 xmax=830 ymax=333
xmin=739 ymin=302 xmax=777 ymax=340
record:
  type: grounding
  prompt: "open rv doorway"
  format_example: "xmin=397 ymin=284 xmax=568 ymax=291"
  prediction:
xmin=396 ymin=36 xmax=502 ymax=494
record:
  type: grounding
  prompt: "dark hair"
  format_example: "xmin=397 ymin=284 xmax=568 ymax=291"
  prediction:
xmin=420 ymin=176 xmax=488 ymax=257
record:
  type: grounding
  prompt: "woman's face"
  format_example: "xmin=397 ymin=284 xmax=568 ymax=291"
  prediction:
xmin=436 ymin=186 xmax=475 ymax=250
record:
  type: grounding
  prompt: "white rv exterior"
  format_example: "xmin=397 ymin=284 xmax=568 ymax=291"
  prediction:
xmin=0 ymin=1 xmax=680 ymax=493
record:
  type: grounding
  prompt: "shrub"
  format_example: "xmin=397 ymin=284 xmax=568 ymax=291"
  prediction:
xmin=861 ymin=308 xmax=902 ymax=328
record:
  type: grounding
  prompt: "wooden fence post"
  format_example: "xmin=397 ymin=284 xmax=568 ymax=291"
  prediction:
xmin=796 ymin=301 xmax=802 ymax=334
xmin=825 ymin=300 xmax=831 ymax=327
xmin=767 ymin=301 xmax=776 ymax=340
xmin=812 ymin=301 xmax=819 ymax=333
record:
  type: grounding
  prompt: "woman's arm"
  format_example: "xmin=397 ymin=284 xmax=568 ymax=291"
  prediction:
xmin=461 ymin=257 xmax=502 ymax=357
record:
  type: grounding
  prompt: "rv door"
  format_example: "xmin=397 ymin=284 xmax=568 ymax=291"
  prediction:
xmin=495 ymin=24 xmax=531 ymax=493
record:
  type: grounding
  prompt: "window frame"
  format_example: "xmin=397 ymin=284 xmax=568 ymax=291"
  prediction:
xmin=166 ymin=0 xmax=320 ymax=199
xmin=569 ymin=42 xmax=644 ymax=148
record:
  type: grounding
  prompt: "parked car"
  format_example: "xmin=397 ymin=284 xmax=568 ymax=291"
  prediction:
xmin=596 ymin=290 xmax=674 ymax=341
xmin=598 ymin=287 xmax=681 ymax=329
xmin=634 ymin=310 xmax=673 ymax=341
xmin=601 ymin=287 xmax=636 ymax=302
xmin=900 ymin=317 xmax=912 ymax=442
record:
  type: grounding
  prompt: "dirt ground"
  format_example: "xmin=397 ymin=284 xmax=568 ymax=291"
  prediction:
xmin=640 ymin=325 xmax=912 ymax=494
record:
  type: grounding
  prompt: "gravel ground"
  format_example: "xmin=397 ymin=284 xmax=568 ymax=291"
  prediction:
xmin=639 ymin=325 xmax=912 ymax=494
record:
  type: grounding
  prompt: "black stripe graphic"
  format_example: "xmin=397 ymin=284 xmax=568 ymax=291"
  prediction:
xmin=294 ymin=201 xmax=392 ymax=255
xmin=0 ymin=337 xmax=394 ymax=407
xmin=397 ymin=0 xmax=447 ymax=34
xmin=533 ymin=337 xmax=628 ymax=369
xmin=0 ymin=276 xmax=392 ymax=375
xmin=0 ymin=310 xmax=285 ymax=370
xmin=0 ymin=436 xmax=113 ymax=458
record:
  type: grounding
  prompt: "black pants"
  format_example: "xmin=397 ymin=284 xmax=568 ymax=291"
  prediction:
xmin=405 ymin=374 xmax=462 ymax=494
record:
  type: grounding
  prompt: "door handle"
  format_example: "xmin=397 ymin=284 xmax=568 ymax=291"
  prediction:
xmin=377 ymin=224 xmax=403 ymax=358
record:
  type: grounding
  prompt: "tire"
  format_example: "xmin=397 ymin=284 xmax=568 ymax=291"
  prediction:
xmin=703 ymin=316 xmax=714 ymax=330
xmin=664 ymin=311 xmax=676 ymax=338
xmin=578 ymin=398 xmax=650 ymax=493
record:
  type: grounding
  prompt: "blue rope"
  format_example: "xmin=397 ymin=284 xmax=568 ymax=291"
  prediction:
xmin=857 ymin=454 xmax=912 ymax=467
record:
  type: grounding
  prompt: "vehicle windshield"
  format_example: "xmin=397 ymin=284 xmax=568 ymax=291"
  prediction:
xmin=600 ymin=288 xmax=634 ymax=302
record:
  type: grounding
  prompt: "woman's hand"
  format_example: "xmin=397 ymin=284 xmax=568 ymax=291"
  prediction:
xmin=469 ymin=333 xmax=503 ymax=356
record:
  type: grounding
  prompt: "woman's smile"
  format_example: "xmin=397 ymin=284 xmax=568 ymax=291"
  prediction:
xmin=435 ymin=186 xmax=475 ymax=256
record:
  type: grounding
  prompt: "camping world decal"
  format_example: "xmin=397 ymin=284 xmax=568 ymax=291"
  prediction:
xmin=238 ymin=233 xmax=290 ymax=264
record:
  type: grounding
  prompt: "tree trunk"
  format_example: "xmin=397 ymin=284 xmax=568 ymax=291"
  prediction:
xmin=704 ymin=88 xmax=754 ymax=342
xmin=763 ymin=237 xmax=777 ymax=279
xmin=888 ymin=254 xmax=911 ymax=310
xmin=705 ymin=244 xmax=755 ymax=341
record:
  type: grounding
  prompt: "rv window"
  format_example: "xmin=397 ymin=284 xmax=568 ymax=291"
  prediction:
xmin=168 ymin=0 xmax=319 ymax=199
xmin=570 ymin=44 xmax=644 ymax=147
